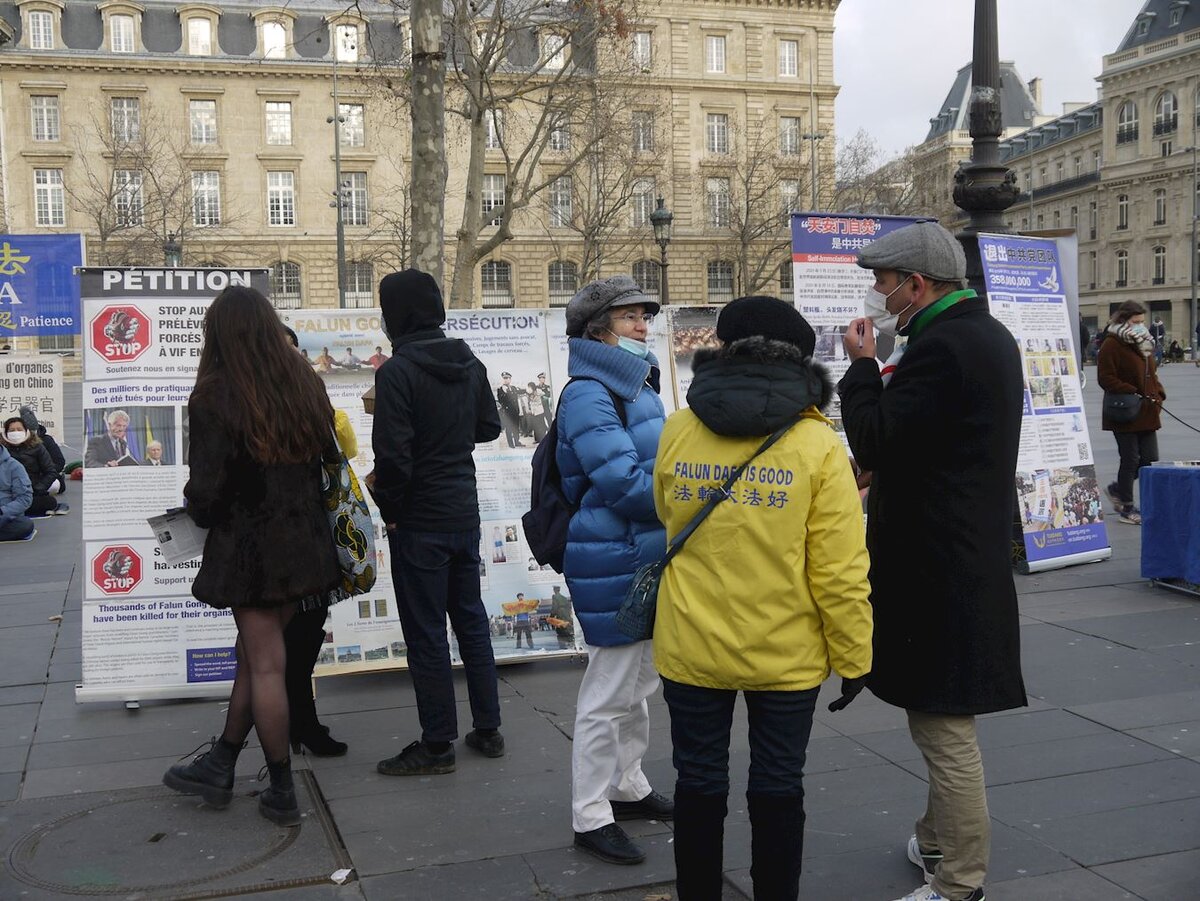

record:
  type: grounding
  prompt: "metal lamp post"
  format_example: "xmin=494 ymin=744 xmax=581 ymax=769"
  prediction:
xmin=1190 ymin=145 xmax=1198 ymax=361
xmin=327 ymin=29 xmax=350 ymax=308
xmin=650 ymin=196 xmax=674 ymax=306
xmin=162 ymin=232 xmax=182 ymax=267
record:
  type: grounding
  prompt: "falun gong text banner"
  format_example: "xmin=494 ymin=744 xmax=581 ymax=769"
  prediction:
xmin=0 ymin=234 xmax=85 ymax=337
xmin=979 ymin=234 xmax=1112 ymax=573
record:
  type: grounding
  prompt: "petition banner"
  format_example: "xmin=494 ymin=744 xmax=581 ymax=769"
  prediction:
xmin=979 ymin=234 xmax=1112 ymax=573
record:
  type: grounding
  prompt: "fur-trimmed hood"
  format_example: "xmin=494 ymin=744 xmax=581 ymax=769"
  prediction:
xmin=686 ymin=336 xmax=833 ymax=437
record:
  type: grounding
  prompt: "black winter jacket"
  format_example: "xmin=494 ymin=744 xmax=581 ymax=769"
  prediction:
xmin=838 ymin=295 xmax=1027 ymax=715
xmin=371 ymin=328 xmax=502 ymax=531
xmin=9 ymin=441 xmax=58 ymax=494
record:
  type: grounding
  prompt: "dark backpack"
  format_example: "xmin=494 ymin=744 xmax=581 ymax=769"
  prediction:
xmin=522 ymin=378 xmax=626 ymax=573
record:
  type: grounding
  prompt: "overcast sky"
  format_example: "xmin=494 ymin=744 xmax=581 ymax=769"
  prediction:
xmin=834 ymin=0 xmax=1142 ymax=157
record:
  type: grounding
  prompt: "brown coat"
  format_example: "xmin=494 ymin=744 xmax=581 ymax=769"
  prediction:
xmin=1097 ymin=333 xmax=1165 ymax=433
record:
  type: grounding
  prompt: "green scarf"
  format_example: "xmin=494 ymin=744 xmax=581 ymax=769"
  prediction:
xmin=902 ymin=289 xmax=977 ymax=340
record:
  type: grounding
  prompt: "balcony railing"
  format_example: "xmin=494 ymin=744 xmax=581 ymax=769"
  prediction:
xmin=1116 ymin=125 xmax=1139 ymax=145
xmin=1152 ymin=276 xmax=1166 ymax=285
xmin=1115 ymin=278 xmax=1128 ymax=288
xmin=1153 ymin=116 xmax=1179 ymax=136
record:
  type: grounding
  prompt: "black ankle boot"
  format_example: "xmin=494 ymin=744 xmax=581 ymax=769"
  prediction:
xmin=748 ymin=792 xmax=806 ymax=901
xmin=291 ymin=723 xmax=348 ymax=757
xmin=673 ymin=788 xmax=728 ymax=901
xmin=162 ymin=737 xmax=242 ymax=808
xmin=258 ymin=757 xmax=301 ymax=827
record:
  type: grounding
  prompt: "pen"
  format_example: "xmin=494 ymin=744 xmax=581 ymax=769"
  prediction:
xmin=858 ymin=322 xmax=864 ymax=349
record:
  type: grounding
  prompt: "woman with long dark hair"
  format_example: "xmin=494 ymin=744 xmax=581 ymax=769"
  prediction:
xmin=163 ymin=286 xmax=342 ymax=826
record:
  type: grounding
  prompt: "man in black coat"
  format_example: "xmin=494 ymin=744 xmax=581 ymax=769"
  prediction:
xmin=372 ymin=269 xmax=506 ymax=776
xmin=495 ymin=372 xmax=522 ymax=447
xmin=837 ymin=222 xmax=1025 ymax=901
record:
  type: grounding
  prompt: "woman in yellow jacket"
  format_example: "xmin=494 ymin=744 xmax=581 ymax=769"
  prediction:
xmin=652 ymin=297 xmax=873 ymax=901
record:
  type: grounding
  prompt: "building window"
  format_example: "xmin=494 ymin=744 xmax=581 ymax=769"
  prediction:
xmin=1115 ymin=250 xmax=1128 ymax=288
xmin=1089 ymin=251 xmax=1098 ymax=289
xmin=632 ymin=30 xmax=652 ymax=70
xmin=189 ymin=99 xmax=217 ymax=144
xmin=341 ymin=172 xmax=368 ymax=226
xmin=30 ymin=96 xmax=60 ymax=142
xmin=192 ymin=171 xmax=221 ymax=226
xmin=110 ymin=14 xmax=135 ymax=53
xmin=267 ymin=171 xmax=296 ymax=226
xmin=542 ymin=32 xmax=567 ymax=70
xmin=111 ymin=97 xmax=140 ymax=143
xmin=549 ymin=176 xmax=572 ymax=227
xmin=345 ymin=261 xmax=374 ymax=308
xmin=187 ymin=18 xmax=212 ymax=55
xmin=548 ymin=261 xmax=578 ymax=306
xmin=1152 ymin=245 xmax=1167 ymax=284
xmin=113 ymin=169 xmax=143 ymax=227
xmin=336 ymin=24 xmax=358 ymax=62
xmin=632 ymin=111 xmax=654 ymax=153
xmin=481 ymin=261 xmax=513 ymax=307
xmin=779 ymin=116 xmax=801 ymax=156
xmin=1172 ymin=6 xmax=1184 ymax=26
xmin=707 ymin=177 xmax=731 ymax=228
xmin=340 ymin=103 xmax=365 ymax=148
xmin=482 ymin=174 xmax=506 ymax=225
xmin=632 ymin=259 xmax=660 ymax=296
xmin=705 ymin=35 xmax=726 ymax=73
xmin=1036 ymin=213 xmax=1044 ymax=229
xmin=1154 ymin=91 xmax=1179 ymax=136
xmin=706 ymin=113 xmax=729 ymax=154
xmin=778 ymin=261 xmax=793 ymax=301
xmin=262 ymin=21 xmax=287 ymax=59
xmin=1055 ymin=161 xmax=1064 ymax=182
xmin=1052 ymin=210 xmax=1060 ymax=228
xmin=549 ymin=117 xmax=570 ymax=152
xmin=485 ymin=109 xmax=503 ymax=149
xmin=1089 ymin=201 xmax=1098 ymax=239
xmin=1116 ymin=100 xmax=1138 ymax=144
xmin=631 ymin=178 xmax=655 ymax=228
xmin=1117 ymin=194 xmax=1129 ymax=230
xmin=269 ymin=261 xmax=302 ymax=308
xmin=1074 ymin=155 xmax=1082 ymax=176
xmin=1070 ymin=206 xmax=1078 ymax=230
xmin=780 ymin=178 xmax=800 ymax=226
xmin=38 ymin=335 xmax=74 ymax=352
xmin=1162 ymin=139 xmax=1174 ymax=157
xmin=28 ymin=10 xmax=54 ymax=49
xmin=1094 ymin=149 xmax=1102 ymax=171
xmin=34 ymin=168 xmax=65 ymax=227
xmin=778 ymin=38 xmax=798 ymax=77
xmin=1154 ymin=188 xmax=1167 ymax=225
xmin=707 ymin=260 xmax=734 ymax=303
xmin=265 ymin=102 xmax=292 ymax=145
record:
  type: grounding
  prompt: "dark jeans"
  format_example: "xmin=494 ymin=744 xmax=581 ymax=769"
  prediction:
xmin=388 ymin=528 xmax=500 ymax=743
xmin=1113 ymin=430 xmax=1159 ymax=506
xmin=0 ymin=515 xmax=34 ymax=541
xmin=662 ymin=678 xmax=818 ymax=796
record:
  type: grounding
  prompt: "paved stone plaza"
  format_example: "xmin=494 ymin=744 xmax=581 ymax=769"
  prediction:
xmin=1 ymin=365 xmax=1198 ymax=900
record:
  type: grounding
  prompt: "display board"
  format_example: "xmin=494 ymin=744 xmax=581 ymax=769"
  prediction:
xmin=979 ymin=233 xmax=1112 ymax=572
xmin=0 ymin=234 xmax=85 ymax=337
xmin=0 ymin=354 xmax=63 ymax=435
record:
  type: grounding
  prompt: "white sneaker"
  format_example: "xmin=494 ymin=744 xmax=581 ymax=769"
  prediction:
xmin=892 ymin=886 xmax=985 ymax=901
xmin=905 ymin=834 xmax=939 ymax=883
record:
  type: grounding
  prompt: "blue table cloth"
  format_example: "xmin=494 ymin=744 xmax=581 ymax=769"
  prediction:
xmin=1141 ymin=465 xmax=1200 ymax=585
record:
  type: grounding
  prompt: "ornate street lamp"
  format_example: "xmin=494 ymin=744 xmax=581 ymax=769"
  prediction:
xmin=162 ymin=232 xmax=182 ymax=268
xmin=953 ymin=0 xmax=1020 ymax=294
xmin=649 ymin=196 xmax=673 ymax=306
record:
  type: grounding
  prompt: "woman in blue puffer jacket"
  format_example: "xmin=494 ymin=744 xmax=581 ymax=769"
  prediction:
xmin=557 ymin=275 xmax=672 ymax=866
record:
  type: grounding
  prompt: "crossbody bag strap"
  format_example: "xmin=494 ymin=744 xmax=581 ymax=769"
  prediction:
xmin=660 ymin=416 xmax=800 ymax=567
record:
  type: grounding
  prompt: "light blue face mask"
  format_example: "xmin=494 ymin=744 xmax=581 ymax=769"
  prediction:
xmin=613 ymin=334 xmax=650 ymax=358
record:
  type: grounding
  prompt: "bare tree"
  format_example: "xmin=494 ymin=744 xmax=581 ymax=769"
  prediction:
xmin=409 ymin=0 xmax=447 ymax=283
xmin=833 ymin=129 xmax=921 ymax=216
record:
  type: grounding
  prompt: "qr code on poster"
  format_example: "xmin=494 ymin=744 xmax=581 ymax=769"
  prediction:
xmin=1078 ymin=443 xmax=1090 ymax=461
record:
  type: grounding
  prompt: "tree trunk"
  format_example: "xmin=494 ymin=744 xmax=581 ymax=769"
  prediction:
xmin=410 ymin=0 xmax=447 ymax=287
xmin=449 ymin=101 xmax=490 ymax=309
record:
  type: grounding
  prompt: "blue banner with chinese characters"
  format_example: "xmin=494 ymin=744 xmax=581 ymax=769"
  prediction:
xmin=979 ymin=233 xmax=1111 ymax=572
xmin=0 ymin=234 xmax=85 ymax=337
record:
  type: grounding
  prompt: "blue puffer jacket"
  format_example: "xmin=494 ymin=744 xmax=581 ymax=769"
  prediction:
xmin=0 ymin=445 xmax=32 ymax=526
xmin=557 ymin=338 xmax=667 ymax=647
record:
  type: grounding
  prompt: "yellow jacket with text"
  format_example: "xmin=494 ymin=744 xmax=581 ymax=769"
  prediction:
xmin=651 ymin=338 xmax=872 ymax=691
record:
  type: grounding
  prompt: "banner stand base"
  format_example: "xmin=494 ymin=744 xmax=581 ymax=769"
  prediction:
xmin=1018 ymin=546 xmax=1112 ymax=575
xmin=75 ymin=682 xmax=231 ymax=705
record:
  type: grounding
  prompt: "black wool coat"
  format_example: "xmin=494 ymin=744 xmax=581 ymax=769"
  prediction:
xmin=838 ymin=296 xmax=1027 ymax=715
xmin=10 ymin=442 xmax=59 ymax=494
xmin=184 ymin=387 xmax=340 ymax=609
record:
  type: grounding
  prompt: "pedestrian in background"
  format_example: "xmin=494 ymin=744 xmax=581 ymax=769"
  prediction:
xmin=653 ymin=297 xmax=873 ymax=901
xmin=839 ymin=222 xmax=1026 ymax=901
xmin=558 ymin=275 xmax=672 ymax=865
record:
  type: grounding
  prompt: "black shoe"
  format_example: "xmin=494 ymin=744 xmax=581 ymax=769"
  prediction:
xmin=257 ymin=758 xmax=301 ymax=827
xmin=611 ymin=789 xmax=674 ymax=821
xmin=291 ymin=724 xmax=348 ymax=757
xmin=464 ymin=729 xmax=505 ymax=758
xmin=574 ymin=822 xmax=646 ymax=865
xmin=163 ymin=737 xmax=242 ymax=808
xmin=377 ymin=740 xmax=456 ymax=776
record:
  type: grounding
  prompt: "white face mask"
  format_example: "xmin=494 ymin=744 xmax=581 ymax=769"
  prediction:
xmin=5 ymin=431 xmax=27 ymax=445
xmin=863 ymin=275 xmax=914 ymax=338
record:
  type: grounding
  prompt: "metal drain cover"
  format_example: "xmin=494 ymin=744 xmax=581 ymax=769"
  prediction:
xmin=1 ymin=772 xmax=351 ymax=899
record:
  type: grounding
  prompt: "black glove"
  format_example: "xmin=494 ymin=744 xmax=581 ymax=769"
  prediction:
xmin=827 ymin=675 xmax=869 ymax=712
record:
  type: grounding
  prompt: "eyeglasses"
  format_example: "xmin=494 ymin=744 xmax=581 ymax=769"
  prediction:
xmin=614 ymin=312 xmax=655 ymax=325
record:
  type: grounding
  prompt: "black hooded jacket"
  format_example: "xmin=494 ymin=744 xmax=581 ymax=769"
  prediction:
xmin=371 ymin=272 xmax=502 ymax=531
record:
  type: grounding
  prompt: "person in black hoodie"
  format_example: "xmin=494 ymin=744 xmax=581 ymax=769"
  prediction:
xmin=371 ymin=269 xmax=506 ymax=776
xmin=19 ymin=406 xmax=66 ymax=478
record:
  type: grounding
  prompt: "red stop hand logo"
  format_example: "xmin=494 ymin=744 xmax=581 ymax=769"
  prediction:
xmin=91 ymin=545 xmax=143 ymax=595
xmin=91 ymin=305 xmax=151 ymax=363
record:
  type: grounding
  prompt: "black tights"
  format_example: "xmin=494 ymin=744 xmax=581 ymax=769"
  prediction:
xmin=221 ymin=604 xmax=296 ymax=764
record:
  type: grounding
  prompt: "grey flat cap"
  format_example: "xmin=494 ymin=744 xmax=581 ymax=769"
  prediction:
xmin=856 ymin=221 xmax=966 ymax=282
xmin=565 ymin=275 xmax=660 ymax=338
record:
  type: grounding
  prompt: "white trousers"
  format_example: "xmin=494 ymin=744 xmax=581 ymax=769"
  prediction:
xmin=571 ymin=640 xmax=660 ymax=833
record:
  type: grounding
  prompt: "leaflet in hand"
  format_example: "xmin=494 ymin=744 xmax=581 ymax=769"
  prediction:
xmin=147 ymin=508 xmax=207 ymax=565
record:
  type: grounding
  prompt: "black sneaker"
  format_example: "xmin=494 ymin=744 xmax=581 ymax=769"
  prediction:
xmin=573 ymin=822 xmax=646 ymax=865
xmin=464 ymin=729 xmax=505 ymax=758
xmin=611 ymin=789 xmax=674 ymax=821
xmin=376 ymin=740 xmax=455 ymax=776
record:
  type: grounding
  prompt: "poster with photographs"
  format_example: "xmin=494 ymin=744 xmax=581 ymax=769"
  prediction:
xmin=78 ymin=268 xmax=269 ymax=703
xmin=789 ymin=212 xmax=926 ymax=444
xmin=667 ymin=307 xmax=721 ymax=406
xmin=980 ymin=234 xmax=1111 ymax=572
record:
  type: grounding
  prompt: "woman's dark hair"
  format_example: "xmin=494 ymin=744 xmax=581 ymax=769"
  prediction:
xmin=192 ymin=286 xmax=333 ymax=465
xmin=3 ymin=416 xmax=40 ymax=446
xmin=1109 ymin=300 xmax=1147 ymax=326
